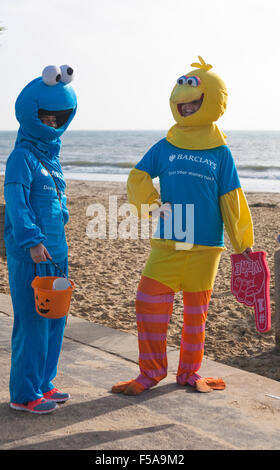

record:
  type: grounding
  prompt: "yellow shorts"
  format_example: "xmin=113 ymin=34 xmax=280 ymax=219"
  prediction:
xmin=142 ymin=239 xmax=225 ymax=293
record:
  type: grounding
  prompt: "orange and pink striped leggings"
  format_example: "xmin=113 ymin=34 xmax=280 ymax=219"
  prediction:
xmin=134 ymin=275 xmax=212 ymax=389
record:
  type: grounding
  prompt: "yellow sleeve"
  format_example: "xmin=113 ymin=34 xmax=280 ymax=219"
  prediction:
xmin=219 ymin=187 xmax=254 ymax=253
xmin=127 ymin=168 xmax=161 ymax=218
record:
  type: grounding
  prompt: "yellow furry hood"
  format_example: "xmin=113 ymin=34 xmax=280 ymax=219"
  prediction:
xmin=167 ymin=56 xmax=228 ymax=150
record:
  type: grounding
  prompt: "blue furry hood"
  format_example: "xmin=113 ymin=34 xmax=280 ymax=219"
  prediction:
xmin=15 ymin=65 xmax=77 ymax=147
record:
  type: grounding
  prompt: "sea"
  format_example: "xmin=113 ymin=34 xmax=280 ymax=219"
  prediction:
xmin=0 ymin=129 xmax=280 ymax=192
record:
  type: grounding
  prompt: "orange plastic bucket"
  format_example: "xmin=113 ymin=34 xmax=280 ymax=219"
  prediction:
xmin=31 ymin=276 xmax=75 ymax=319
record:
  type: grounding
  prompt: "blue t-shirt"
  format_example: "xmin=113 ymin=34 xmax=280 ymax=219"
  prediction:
xmin=135 ymin=138 xmax=241 ymax=246
xmin=4 ymin=147 xmax=68 ymax=262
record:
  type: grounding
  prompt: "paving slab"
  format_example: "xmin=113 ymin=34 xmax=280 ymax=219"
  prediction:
xmin=1 ymin=293 xmax=280 ymax=451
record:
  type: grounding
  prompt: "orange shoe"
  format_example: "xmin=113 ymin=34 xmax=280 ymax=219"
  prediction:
xmin=112 ymin=380 xmax=145 ymax=395
xmin=195 ymin=377 xmax=226 ymax=393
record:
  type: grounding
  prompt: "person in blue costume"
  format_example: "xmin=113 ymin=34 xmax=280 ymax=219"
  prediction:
xmin=4 ymin=65 xmax=77 ymax=414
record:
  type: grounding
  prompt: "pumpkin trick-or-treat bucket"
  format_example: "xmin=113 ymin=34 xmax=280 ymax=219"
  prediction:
xmin=31 ymin=276 xmax=75 ymax=319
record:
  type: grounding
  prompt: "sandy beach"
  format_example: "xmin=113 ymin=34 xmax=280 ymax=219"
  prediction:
xmin=1 ymin=175 xmax=280 ymax=382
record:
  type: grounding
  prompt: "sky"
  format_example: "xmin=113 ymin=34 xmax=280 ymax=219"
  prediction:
xmin=0 ymin=0 xmax=280 ymax=131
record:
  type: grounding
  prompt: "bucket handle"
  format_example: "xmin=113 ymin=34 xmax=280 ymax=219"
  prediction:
xmin=49 ymin=259 xmax=69 ymax=280
xmin=50 ymin=260 xmax=72 ymax=326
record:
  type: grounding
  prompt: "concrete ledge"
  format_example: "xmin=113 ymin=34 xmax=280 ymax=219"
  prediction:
xmin=65 ymin=315 xmax=140 ymax=363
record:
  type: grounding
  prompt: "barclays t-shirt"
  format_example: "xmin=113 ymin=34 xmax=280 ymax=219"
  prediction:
xmin=135 ymin=138 xmax=241 ymax=246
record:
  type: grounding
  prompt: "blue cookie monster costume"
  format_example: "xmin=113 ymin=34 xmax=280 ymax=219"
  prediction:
xmin=4 ymin=65 xmax=77 ymax=404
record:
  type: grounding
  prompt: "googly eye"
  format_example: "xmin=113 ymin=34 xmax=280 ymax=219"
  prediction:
xmin=42 ymin=65 xmax=62 ymax=86
xmin=185 ymin=76 xmax=200 ymax=87
xmin=60 ymin=64 xmax=74 ymax=84
xmin=177 ymin=76 xmax=188 ymax=85
xmin=177 ymin=75 xmax=201 ymax=87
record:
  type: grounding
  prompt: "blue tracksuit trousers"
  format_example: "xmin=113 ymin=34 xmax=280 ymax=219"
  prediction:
xmin=7 ymin=254 xmax=68 ymax=404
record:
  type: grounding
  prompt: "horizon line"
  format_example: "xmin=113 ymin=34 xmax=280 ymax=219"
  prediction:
xmin=1 ymin=128 xmax=280 ymax=132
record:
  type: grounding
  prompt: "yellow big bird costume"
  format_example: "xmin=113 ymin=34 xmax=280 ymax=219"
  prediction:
xmin=112 ymin=57 xmax=254 ymax=394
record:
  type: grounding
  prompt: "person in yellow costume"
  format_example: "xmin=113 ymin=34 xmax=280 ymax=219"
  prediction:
xmin=112 ymin=56 xmax=254 ymax=395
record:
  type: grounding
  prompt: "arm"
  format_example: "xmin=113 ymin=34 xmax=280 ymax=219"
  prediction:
xmin=4 ymin=183 xmax=46 ymax=250
xmin=127 ymin=168 xmax=161 ymax=218
xmin=5 ymin=183 xmax=51 ymax=262
xmin=219 ymin=187 xmax=254 ymax=255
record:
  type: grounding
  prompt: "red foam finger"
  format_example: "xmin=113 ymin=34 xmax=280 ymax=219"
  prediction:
xmin=230 ymin=251 xmax=271 ymax=333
